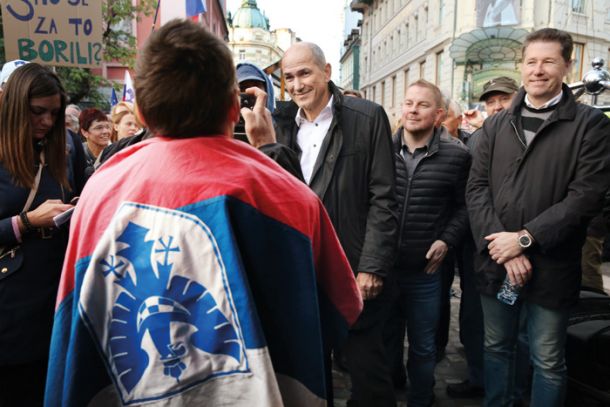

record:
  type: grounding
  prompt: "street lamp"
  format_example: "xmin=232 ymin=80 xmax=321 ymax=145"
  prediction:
xmin=569 ymin=57 xmax=610 ymax=105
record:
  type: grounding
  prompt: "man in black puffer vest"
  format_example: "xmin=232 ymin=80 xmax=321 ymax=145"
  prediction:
xmin=384 ymin=79 xmax=471 ymax=407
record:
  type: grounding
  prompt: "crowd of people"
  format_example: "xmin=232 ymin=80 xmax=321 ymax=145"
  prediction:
xmin=0 ymin=19 xmax=609 ymax=407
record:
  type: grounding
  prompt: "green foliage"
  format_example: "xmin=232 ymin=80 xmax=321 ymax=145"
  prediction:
xmin=103 ymin=0 xmax=158 ymax=68
xmin=56 ymin=67 xmax=110 ymax=110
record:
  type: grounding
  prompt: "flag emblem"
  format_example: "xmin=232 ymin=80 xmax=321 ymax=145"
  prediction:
xmin=79 ymin=202 xmax=248 ymax=404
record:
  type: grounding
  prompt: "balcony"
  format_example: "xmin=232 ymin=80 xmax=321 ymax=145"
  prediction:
xmin=351 ymin=0 xmax=373 ymax=12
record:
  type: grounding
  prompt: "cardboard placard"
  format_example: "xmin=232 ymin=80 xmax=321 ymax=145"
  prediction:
xmin=1 ymin=0 xmax=103 ymax=68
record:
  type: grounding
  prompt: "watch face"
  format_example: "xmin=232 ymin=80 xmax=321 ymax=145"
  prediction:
xmin=519 ymin=234 xmax=531 ymax=248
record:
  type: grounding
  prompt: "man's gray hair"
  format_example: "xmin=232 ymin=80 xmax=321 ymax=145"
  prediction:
xmin=447 ymin=99 xmax=462 ymax=116
xmin=66 ymin=103 xmax=81 ymax=113
xmin=286 ymin=42 xmax=327 ymax=69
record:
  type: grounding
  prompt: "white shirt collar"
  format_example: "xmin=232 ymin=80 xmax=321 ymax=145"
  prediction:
xmin=524 ymin=90 xmax=563 ymax=110
xmin=295 ymin=95 xmax=334 ymax=127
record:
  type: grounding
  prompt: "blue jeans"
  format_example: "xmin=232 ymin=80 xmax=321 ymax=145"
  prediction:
xmin=392 ymin=271 xmax=442 ymax=407
xmin=480 ymin=294 xmax=569 ymax=407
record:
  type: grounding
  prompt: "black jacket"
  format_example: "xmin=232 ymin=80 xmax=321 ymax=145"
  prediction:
xmin=262 ymin=82 xmax=398 ymax=277
xmin=0 ymin=133 xmax=86 ymax=365
xmin=466 ymin=85 xmax=610 ymax=309
xmin=393 ymin=127 xmax=471 ymax=271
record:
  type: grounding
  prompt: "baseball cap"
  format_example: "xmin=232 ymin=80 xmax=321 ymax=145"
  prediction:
xmin=1 ymin=60 xmax=29 ymax=86
xmin=236 ymin=64 xmax=266 ymax=85
xmin=479 ymin=76 xmax=519 ymax=101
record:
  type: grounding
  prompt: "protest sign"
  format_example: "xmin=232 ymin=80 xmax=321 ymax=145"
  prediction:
xmin=1 ymin=0 xmax=103 ymax=68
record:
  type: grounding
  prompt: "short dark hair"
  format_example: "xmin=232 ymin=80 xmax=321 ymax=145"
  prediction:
xmin=406 ymin=79 xmax=443 ymax=109
xmin=135 ymin=19 xmax=236 ymax=138
xmin=522 ymin=28 xmax=573 ymax=63
xmin=79 ymin=108 xmax=109 ymax=133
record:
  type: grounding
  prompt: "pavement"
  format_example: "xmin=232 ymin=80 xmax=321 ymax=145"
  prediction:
xmin=331 ymin=262 xmax=610 ymax=407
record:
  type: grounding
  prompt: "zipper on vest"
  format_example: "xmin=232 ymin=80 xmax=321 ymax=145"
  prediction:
xmin=397 ymin=151 xmax=429 ymax=249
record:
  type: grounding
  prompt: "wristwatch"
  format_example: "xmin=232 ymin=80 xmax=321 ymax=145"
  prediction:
xmin=518 ymin=231 xmax=532 ymax=249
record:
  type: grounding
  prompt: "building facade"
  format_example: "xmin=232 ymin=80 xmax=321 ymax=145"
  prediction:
xmin=351 ymin=0 xmax=610 ymax=122
xmin=340 ymin=30 xmax=362 ymax=91
xmin=227 ymin=0 xmax=297 ymax=70
xmin=101 ymin=1 xmax=228 ymax=87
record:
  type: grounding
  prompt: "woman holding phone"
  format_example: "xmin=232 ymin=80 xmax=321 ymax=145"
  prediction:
xmin=0 ymin=63 xmax=85 ymax=405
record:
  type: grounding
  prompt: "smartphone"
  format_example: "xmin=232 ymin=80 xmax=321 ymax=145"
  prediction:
xmin=53 ymin=207 xmax=75 ymax=228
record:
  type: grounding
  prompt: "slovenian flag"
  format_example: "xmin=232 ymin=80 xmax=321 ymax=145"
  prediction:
xmin=186 ymin=0 xmax=206 ymax=17
xmin=122 ymin=70 xmax=135 ymax=103
xmin=45 ymin=136 xmax=362 ymax=406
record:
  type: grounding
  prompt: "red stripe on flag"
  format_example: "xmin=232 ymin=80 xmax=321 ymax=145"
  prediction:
xmin=56 ymin=137 xmax=340 ymax=307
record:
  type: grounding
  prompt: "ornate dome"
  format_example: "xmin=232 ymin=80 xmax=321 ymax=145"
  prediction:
xmin=232 ymin=0 xmax=269 ymax=30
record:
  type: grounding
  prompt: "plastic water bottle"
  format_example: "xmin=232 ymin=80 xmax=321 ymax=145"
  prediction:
xmin=497 ymin=276 xmax=522 ymax=305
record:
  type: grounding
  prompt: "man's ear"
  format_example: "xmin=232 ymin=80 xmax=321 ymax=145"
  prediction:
xmin=563 ymin=59 xmax=573 ymax=78
xmin=325 ymin=63 xmax=332 ymax=82
xmin=435 ymin=108 xmax=446 ymax=126
xmin=228 ymin=90 xmax=240 ymax=125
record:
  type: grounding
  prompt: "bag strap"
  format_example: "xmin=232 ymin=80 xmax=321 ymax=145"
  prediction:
xmin=22 ymin=151 xmax=45 ymax=213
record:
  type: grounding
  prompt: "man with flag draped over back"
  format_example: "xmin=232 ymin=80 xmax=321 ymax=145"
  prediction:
xmin=45 ymin=19 xmax=362 ymax=407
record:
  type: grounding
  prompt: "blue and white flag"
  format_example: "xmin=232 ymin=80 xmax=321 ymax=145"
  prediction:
xmin=122 ymin=71 xmax=135 ymax=103
xmin=45 ymin=137 xmax=363 ymax=406
xmin=186 ymin=0 xmax=206 ymax=17
xmin=110 ymin=88 xmax=119 ymax=108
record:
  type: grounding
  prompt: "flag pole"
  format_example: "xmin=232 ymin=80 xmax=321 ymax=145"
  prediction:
xmin=152 ymin=0 xmax=161 ymax=32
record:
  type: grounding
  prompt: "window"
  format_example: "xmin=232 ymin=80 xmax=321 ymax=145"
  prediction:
xmin=424 ymin=5 xmax=429 ymax=25
xmin=391 ymin=76 xmax=397 ymax=107
xmin=373 ymin=85 xmax=377 ymax=103
xmin=571 ymin=0 xmax=585 ymax=14
xmin=439 ymin=0 xmax=445 ymax=25
xmin=239 ymin=49 xmax=246 ymax=60
xmin=420 ymin=60 xmax=426 ymax=79
xmin=381 ymin=81 xmax=386 ymax=106
xmin=435 ymin=51 xmax=444 ymax=85
xmin=403 ymin=68 xmax=410 ymax=97
xmin=570 ymin=42 xmax=585 ymax=82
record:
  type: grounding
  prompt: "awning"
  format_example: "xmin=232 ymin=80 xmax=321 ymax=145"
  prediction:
xmin=449 ymin=27 xmax=530 ymax=64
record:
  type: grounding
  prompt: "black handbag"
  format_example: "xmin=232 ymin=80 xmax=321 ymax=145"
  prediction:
xmin=0 ymin=152 xmax=43 ymax=281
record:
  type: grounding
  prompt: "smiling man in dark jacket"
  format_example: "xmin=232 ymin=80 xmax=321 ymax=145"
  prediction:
xmin=385 ymin=79 xmax=470 ymax=407
xmin=245 ymin=42 xmax=398 ymax=406
xmin=466 ymin=28 xmax=610 ymax=407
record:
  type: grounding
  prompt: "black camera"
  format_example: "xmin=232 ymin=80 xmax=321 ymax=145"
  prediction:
xmin=240 ymin=93 xmax=256 ymax=109
xmin=234 ymin=93 xmax=256 ymax=143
